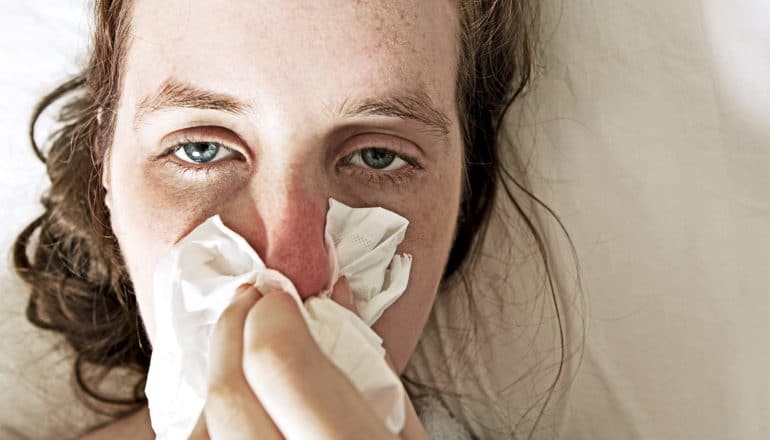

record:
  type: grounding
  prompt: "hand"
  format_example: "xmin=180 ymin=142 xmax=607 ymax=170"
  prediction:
xmin=188 ymin=277 xmax=429 ymax=440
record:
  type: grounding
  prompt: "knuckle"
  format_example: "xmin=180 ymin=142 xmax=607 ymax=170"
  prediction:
xmin=204 ymin=380 xmax=247 ymax=421
xmin=206 ymin=379 xmax=240 ymax=405
xmin=244 ymin=330 xmax=315 ymax=384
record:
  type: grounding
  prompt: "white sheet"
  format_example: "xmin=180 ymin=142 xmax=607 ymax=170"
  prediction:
xmin=516 ymin=1 xmax=769 ymax=438
xmin=1 ymin=1 xmax=767 ymax=439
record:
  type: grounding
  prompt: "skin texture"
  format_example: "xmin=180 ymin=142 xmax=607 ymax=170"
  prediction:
xmin=99 ymin=0 xmax=463 ymax=436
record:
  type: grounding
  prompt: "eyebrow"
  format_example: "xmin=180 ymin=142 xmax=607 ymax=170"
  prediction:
xmin=134 ymin=78 xmax=452 ymax=138
xmin=134 ymin=79 xmax=247 ymax=128
xmin=332 ymin=90 xmax=451 ymax=138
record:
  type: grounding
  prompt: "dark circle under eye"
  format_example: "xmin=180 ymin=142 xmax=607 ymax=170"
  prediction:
xmin=361 ymin=148 xmax=396 ymax=169
xmin=182 ymin=142 xmax=220 ymax=163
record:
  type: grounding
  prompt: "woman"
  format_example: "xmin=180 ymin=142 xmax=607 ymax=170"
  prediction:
xmin=14 ymin=0 xmax=575 ymax=438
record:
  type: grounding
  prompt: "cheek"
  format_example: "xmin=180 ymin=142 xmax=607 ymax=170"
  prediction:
xmin=372 ymin=166 xmax=461 ymax=372
xmin=107 ymin=156 xmax=247 ymax=341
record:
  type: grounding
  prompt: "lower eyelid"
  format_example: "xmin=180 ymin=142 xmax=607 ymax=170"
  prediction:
xmin=161 ymin=156 xmax=250 ymax=184
xmin=338 ymin=160 xmax=419 ymax=188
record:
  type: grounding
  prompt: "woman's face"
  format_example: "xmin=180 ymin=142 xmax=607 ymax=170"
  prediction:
xmin=104 ymin=0 xmax=463 ymax=373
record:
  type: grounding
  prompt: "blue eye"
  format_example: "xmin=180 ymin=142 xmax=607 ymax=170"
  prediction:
xmin=173 ymin=142 xmax=236 ymax=164
xmin=347 ymin=148 xmax=408 ymax=171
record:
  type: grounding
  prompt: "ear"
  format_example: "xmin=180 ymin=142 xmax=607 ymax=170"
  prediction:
xmin=96 ymin=106 xmax=113 ymax=210
xmin=102 ymin=154 xmax=112 ymax=211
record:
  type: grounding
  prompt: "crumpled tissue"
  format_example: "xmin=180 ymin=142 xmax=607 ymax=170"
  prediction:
xmin=145 ymin=198 xmax=412 ymax=439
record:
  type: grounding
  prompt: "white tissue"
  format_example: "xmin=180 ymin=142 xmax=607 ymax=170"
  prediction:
xmin=145 ymin=198 xmax=412 ymax=439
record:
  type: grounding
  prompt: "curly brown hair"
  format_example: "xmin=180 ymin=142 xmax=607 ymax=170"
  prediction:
xmin=13 ymin=0 xmax=577 ymax=437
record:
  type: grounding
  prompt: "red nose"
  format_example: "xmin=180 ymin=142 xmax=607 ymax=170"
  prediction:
xmin=259 ymin=196 xmax=331 ymax=299
xmin=220 ymin=183 xmax=332 ymax=301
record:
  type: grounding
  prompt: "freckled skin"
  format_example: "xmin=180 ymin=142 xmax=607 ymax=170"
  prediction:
xmin=104 ymin=0 xmax=463 ymax=374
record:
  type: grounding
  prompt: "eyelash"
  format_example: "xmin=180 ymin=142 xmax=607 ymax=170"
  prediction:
xmin=160 ymin=135 xmax=422 ymax=190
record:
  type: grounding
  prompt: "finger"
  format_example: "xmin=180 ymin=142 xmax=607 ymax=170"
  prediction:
xmin=330 ymin=275 xmax=356 ymax=314
xmin=243 ymin=291 xmax=396 ymax=439
xmin=397 ymin=390 xmax=430 ymax=440
xmin=205 ymin=285 xmax=283 ymax=440
xmin=188 ymin=412 xmax=210 ymax=440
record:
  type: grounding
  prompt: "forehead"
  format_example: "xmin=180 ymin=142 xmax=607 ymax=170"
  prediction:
xmin=123 ymin=0 xmax=459 ymax=123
